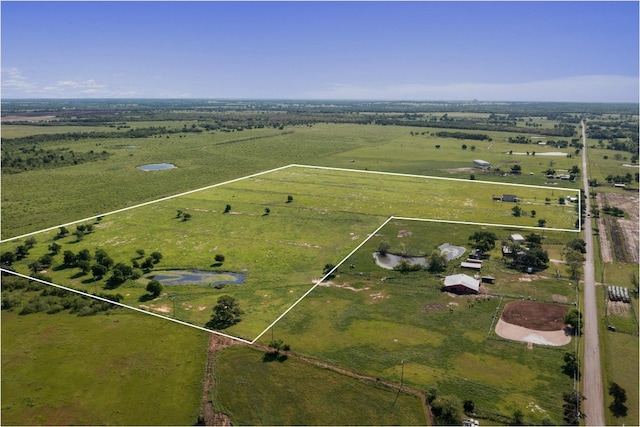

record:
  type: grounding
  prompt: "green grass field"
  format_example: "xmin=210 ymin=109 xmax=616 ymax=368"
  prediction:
xmin=1 ymin=122 xmax=585 ymax=239
xmin=2 ymin=112 xmax=637 ymax=425
xmin=213 ymin=345 xmax=426 ymax=425
xmin=1 ymin=309 xmax=208 ymax=425
xmin=1 ymin=166 xmax=580 ymax=341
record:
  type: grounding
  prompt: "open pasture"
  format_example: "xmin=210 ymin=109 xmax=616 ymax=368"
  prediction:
xmin=2 ymin=166 xmax=579 ymax=340
xmin=266 ymin=218 xmax=578 ymax=425
xmin=213 ymin=345 xmax=426 ymax=425
xmin=2 ymin=121 xmax=583 ymax=239
xmin=1 ymin=310 xmax=208 ymax=425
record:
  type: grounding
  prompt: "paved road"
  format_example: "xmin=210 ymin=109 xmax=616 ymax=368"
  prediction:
xmin=580 ymin=120 xmax=605 ymax=425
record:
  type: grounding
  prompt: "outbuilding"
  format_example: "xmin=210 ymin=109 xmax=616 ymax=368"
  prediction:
xmin=473 ymin=159 xmax=491 ymax=168
xmin=443 ymin=274 xmax=480 ymax=294
xmin=502 ymin=194 xmax=519 ymax=202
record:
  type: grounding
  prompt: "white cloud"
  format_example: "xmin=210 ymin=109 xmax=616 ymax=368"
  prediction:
xmin=1 ymin=67 xmax=38 ymax=94
xmin=305 ymin=75 xmax=639 ymax=103
xmin=2 ymin=69 xmax=114 ymax=97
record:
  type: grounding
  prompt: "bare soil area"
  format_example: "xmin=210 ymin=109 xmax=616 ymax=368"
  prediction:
xmin=496 ymin=301 xmax=572 ymax=346
xmin=608 ymin=192 xmax=640 ymax=263
xmin=500 ymin=300 xmax=569 ymax=331
xmin=598 ymin=192 xmax=639 ymax=264
xmin=596 ymin=193 xmax=613 ymax=263
xmin=606 ymin=300 xmax=631 ymax=317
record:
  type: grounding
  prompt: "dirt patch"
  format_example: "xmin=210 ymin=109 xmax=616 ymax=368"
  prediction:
xmin=397 ymin=230 xmax=412 ymax=237
xmin=495 ymin=318 xmax=571 ymax=346
xmin=599 ymin=192 xmax=639 ymax=263
xmin=596 ymin=193 xmax=613 ymax=263
xmin=315 ymin=280 xmax=369 ymax=292
xmin=421 ymin=303 xmax=444 ymax=313
xmin=501 ymin=300 xmax=569 ymax=331
xmin=607 ymin=300 xmax=631 ymax=317
xmin=517 ymin=274 xmax=546 ymax=282
xmin=442 ymin=167 xmax=478 ymax=174
xmin=552 ymin=294 xmax=569 ymax=303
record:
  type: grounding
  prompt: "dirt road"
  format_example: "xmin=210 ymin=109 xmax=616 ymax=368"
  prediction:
xmin=580 ymin=120 xmax=605 ymax=426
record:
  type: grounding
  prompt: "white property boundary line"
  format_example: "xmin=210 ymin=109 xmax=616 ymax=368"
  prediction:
xmin=0 ymin=164 xmax=295 ymax=244
xmin=1 ymin=163 xmax=581 ymax=243
xmin=1 ymin=164 xmax=583 ymax=343
xmin=250 ymin=216 xmax=395 ymax=344
xmin=0 ymin=268 xmax=253 ymax=344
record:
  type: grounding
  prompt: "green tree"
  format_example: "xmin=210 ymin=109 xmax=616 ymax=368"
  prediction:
xmin=431 ymin=395 xmax=463 ymax=426
xmin=378 ymin=241 xmax=390 ymax=256
xmin=214 ymin=254 xmax=225 ymax=264
xmin=77 ymin=249 xmax=91 ymax=261
xmin=24 ymin=236 xmax=37 ymax=249
xmin=322 ymin=263 xmax=336 ymax=279
xmin=530 ymin=209 xmax=536 ymax=218
xmin=512 ymin=409 xmax=524 ymax=425
xmin=564 ymin=309 xmax=583 ymax=336
xmin=537 ymin=218 xmax=547 ymax=227
xmin=146 ymin=280 xmax=163 ymax=298
xmin=141 ymin=257 xmax=154 ymax=271
xmin=58 ymin=226 xmax=69 ymax=237
xmin=14 ymin=244 xmax=29 ymax=259
xmin=206 ymin=295 xmax=243 ymax=329
xmin=608 ymin=382 xmax=628 ymax=418
xmin=48 ymin=242 xmax=62 ymax=255
xmin=562 ymin=351 xmax=580 ymax=378
xmin=510 ymin=164 xmax=522 ymax=174
xmin=182 ymin=213 xmax=192 ymax=221
xmin=427 ymin=250 xmax=447 ymax=273
xmin=28 ymin=260 xmax=42 ymax=274
xmin=224 ymin=204 xmax=231 ymax=213
xmin=91 ymin=263 xmax=108 ymax=280
xmin=286 ymin=195 xmax=293 ymax=203
xmin=150 ymin=251 xmax=163 ymax=264
xmin=564 ymin=248 xmax=585 ymax=280
xmin=77 ymin=259 xmax=91 ymax=274
xmin=468 ymin=231 xmax=498 ymax=252
xmin=38 ymin=254 xmax=53 ymax=269
xmin=1 ymin=251 xmax=16 ymax=266
xmin=264 ymin=207 xmax=270 ymax=216
xmin=136 ymin=249 xmax=145 ymax=258
xmin=512 ymin=205 xmax=522 ymax=217
xmin=566 ymin=238 xmax=587 ymax=253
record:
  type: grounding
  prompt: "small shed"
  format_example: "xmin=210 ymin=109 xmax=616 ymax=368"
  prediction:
xmin=460 ymin=261 xmax=482 ymax=270
xmin=473 ymin=159 xmax=491 ymax=168
xmin=481 ymin=275 xmax=495 ymax=284
xmin=443 ymin=274 xmax=480 ymax=294
xmin=510 ymin=234 xmax=525 ymax=243
xmin=502 ymin=194 xmax=519 ymax=202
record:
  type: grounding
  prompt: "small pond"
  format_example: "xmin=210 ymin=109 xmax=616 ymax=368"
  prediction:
xmin=137 ymin=163 xmax=176 ymax=171
xmin=372 ymin=252 xmax=428 ymax=270
xmin=372 ymin=243 xmax=466 ymax=270
xmin=149 ymin=270 xmax=245 ymax=286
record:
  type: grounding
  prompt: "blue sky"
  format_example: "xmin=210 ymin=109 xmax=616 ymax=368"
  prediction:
xmin=2 ymin=1 xmax=638 ymax=102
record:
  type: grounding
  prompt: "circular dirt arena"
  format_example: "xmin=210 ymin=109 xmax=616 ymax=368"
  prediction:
xmin=496 ymin=300 xmax=572 ymax=346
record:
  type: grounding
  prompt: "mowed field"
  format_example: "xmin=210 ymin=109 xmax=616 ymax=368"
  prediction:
xmin=1 ymin=122 xmax=584 ymax=239
xmin=1 ymin=309 xmax=209 ymax=425
xmin=1 ymin=166 xmax=580 ymax=341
